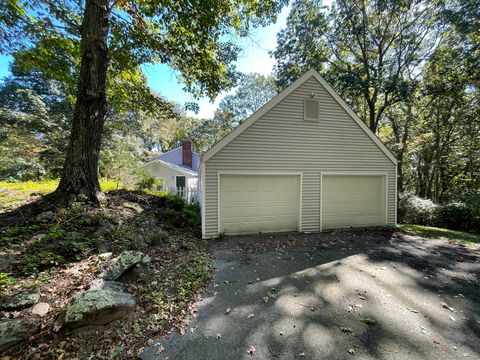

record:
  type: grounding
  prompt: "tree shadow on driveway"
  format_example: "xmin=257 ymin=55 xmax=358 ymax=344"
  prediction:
xmin=141 ymin=229 xmax=480 ymax=360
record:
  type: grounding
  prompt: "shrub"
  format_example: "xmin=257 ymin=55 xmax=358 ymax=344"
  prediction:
xmin=137 ymin=176 xmax=156 ymax=190
xmin=435 ymin=202 xmax=472 ymax=232
xmin=0 ymin=273 xmax=16 ymax=290
xmin=398 ymin=192 xmax=480 ymax=234
xmin=435 ymin=196 xmax=480 ymax=234
xmin=162 ymin=194 xmax=201 ymax=233
xmin=136 ymin=176 xmax=163 ymax=192
xmin=398 ymin=193 xmax=438 ymax=226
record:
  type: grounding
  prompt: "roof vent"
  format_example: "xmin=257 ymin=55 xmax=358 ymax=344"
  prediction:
xmin=304 ymin=98 xmax=319 ymax=121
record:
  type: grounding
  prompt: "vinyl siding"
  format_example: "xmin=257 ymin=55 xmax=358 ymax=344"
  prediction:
xmin=203 ymin=76 xmax=396 ymax=238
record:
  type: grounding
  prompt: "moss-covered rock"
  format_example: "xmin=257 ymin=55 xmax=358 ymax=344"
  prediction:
xmin=35 ymin=211 xmax=55 ymax=223
xmin=0 ymin=289 xmax=40 ymax=310
xmin=104 ymin=251 xmax=148 ymax=280
xmin=0 ymin=318 xmax=40 ymax=352
xmin=63 ymin=281 xmax=135 ymax=328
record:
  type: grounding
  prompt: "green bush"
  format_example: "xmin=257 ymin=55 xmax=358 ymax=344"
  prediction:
xmin=20 ymin=228 xmax=96 ymax=275
xmin=398 ymin=193 xmax=437 ymax=226
xmin=136 ymin=176 xmax=163 ymax=191
xmin=436 ymin=202 xmax=472 ymax=231
xmin=0 ymin=273 xmax=16 ymax=290
xmin=435 ymin=196 xmax=480 ymax=234
xmin=162 ymin=194 xmax=201 ymax=232
xmin=399 ymin=192 xmax=480 ymax=234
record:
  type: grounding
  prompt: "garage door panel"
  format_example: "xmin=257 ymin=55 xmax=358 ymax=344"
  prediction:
xmin=220 ymin=174 xmax=299 ymax=235
xmin=222 ymin=222 xmax=240 ymax=234
xmin=242 ymin=176 xmax=260 ymax=189
xmin=222 ymin=206 xmax=241 ymax=218
xmin=242 ymin=206 xmax=260 ymax=217
xmin=323 ymin=201 xmax=381 ymax=213
xmin=322 ymin=175 xmax=385 ymax=230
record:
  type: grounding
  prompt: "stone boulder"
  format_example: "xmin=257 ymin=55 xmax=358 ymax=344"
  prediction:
xmin=35 ymin=211 xmax=55 ymax=223
xmin=0 ymin=290 xmax=40 ymax=310
xmin=104 ymin=251 xmax=148 ymax=281
xmin=63 ymin=281 xmax=135 ymax=328
xmin=0 ymin=318 xmax=40 ymax=352
xmin=31 ymin=302 xmax=50 ymax=317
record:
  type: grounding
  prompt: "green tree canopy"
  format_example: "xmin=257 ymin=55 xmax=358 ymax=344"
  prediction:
xmin=0 ymin=0 xmax=287 ymax=202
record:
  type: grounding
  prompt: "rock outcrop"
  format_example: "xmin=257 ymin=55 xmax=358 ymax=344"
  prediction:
xmin=0 ymin=290 xmax=40 ymax=310
xmin=0 ymin=318 xmax=40 ymax=352
xmin=104 ymin=251 xmax=148 ymax=280
xmin=63 ymin=281 xmax=135 ymax=328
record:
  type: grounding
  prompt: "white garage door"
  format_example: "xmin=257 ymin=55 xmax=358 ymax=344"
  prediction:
xmin=322 ymin=175 xmax=386 ymax=229
xmin=220 ymin=174 xmax=299 ymax=235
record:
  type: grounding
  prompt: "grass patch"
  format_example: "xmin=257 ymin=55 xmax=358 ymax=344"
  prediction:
xmin=0 ymin=179 xmax=125 ymax=209
xmin=399 ymin=224 xmax=480 ymax=245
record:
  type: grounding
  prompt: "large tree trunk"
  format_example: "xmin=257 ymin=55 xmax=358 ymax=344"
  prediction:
xmin=55 ymin=0 xmax=110 ymax=203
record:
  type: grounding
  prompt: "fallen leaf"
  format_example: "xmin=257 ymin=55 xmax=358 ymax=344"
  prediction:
xmin=360 ymin=318 xmax=377 ymax=326
xmin=433 ymin=339 xmax=441 ymax=345
xmin=441 ymin=302 xmax=455 ymax=312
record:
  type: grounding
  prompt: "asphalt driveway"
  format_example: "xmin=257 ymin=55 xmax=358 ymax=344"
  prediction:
xmin=142 ymin=229 xmax=480 ymax=360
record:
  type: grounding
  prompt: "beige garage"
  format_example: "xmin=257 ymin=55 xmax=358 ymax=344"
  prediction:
xmin=219 ymin=174 xmax=300 ymax=235
xmin=322 ymin=174 xmax=387 ymax=229
xmin=201 ymin=69 xmax=398 ymax=239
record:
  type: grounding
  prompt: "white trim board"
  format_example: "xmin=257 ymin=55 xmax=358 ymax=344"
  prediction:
xmin=202 ymin=68 xmax=397 ymax=165
xmin=200 ymin=162 xmax=206 ymax=238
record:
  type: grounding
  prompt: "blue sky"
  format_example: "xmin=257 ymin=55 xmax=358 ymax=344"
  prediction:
xmin=0 ymin=6 xmax=289 ymax=119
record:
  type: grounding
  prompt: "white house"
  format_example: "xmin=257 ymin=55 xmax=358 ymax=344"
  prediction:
xmin=200 ymin=69 xmax=397 ymax=238
xmin=141 ymin=140 xmax=200 ymax=202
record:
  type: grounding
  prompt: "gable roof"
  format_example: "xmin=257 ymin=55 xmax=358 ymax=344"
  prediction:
xmin=202 ymin=68 xmax=397 ymax=165
xmin=141 ymin=145 xmax=200 ymax=176
xmin=140 ymin=158 xmax=198 ymax=176
xmin=154 ymin=146 xmax=201 ymax=171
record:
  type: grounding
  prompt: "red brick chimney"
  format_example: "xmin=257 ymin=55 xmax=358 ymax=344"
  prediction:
xmin=182 ymin=140 xmax=192 ymax=168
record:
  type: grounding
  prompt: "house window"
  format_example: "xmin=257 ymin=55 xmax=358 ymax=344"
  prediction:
xmin=304 ymin=98 xmax=319 ymax=121
xmin=156 ymin=178 xmax=165 ymax=190
xmin=176 ymin=176 xmax=186 ymax=197
xmin=176 ymin=176 xmax=186 ymax=189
